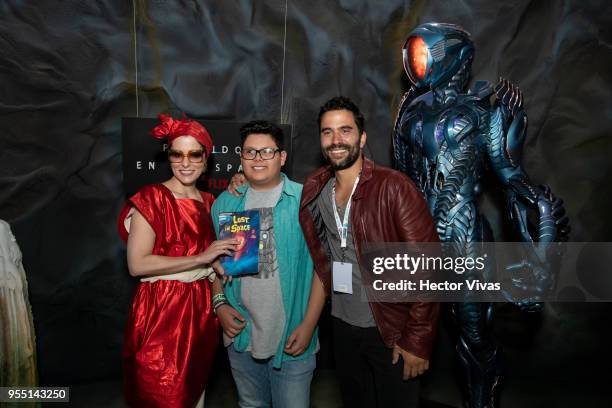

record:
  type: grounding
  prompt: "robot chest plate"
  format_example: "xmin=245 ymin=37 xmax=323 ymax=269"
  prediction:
xmin=411 ymin=107 xmax=476 ymax=156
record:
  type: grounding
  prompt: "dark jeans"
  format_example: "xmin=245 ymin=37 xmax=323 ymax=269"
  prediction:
xmin=332 ymin=317 xmax=420 ymax=408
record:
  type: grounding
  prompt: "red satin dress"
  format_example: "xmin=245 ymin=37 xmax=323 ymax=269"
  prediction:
xmin=118 ymin=184 xmax=219 ymax=408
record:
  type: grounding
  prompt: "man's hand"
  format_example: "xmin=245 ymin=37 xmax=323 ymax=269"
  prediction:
xmin=284 ymin=322 xmax=316 ymax=356
xmin=228 ymin=172 xmax=247 ymax=197
xmin=392 ymin=344 xmax=429 ymax=380
xmin=212 ymin=260 xmax=232 ymax=283
xmin=216 ymin=304 xmax=246 ymax=338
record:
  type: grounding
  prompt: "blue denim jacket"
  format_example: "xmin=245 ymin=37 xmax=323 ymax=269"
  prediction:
xmin=211 ymin=174 xmax=317 ymax=368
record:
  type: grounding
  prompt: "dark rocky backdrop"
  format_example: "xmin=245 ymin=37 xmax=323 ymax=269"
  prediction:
xmin=1 ymin=0 xmax=610 ymax=405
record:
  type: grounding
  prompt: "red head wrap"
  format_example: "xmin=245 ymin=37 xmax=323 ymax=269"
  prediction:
xmin=150 ymin=114 xmax=213 ymax=155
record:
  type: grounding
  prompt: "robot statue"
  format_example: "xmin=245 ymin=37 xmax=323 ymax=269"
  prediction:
xmin=392 ymin=23 xmax=569 ymax=408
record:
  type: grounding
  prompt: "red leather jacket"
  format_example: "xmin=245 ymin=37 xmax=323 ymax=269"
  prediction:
xmin=299 ymin=156 xmax=440 ymax=360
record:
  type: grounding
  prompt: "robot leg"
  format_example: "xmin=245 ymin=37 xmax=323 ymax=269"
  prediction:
xmin=453 ymin=302 xmax=500 ymax=408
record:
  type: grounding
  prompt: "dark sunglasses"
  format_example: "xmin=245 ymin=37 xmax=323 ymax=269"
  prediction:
xmin=168 ymin=149 xmax=205 ymax=163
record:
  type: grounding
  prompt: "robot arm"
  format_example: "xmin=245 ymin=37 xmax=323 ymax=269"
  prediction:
xmin=487 ymin=78 xmax=569 ymax=243
xmin=486 ymin=78 xmax=570 ymax=307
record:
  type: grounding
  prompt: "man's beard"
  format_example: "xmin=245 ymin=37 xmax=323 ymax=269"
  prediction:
xmin=322 ymin=141 xmax=361 ymax=171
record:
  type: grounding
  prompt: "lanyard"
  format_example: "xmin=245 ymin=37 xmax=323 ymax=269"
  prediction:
xmin=332 ymin=175 xmax=360 ymax=249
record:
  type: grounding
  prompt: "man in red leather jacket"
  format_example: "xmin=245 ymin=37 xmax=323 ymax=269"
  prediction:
xmin=299 ymin=96 xmax=440 ymax=407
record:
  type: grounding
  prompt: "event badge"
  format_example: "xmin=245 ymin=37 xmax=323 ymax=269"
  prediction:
xmin=333 ymin=261 xmax=353 ymax=294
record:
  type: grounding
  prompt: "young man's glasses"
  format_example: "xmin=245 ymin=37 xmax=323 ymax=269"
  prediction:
xmin=241 ymin=147 xmax=280 ymax=160
xmin=167 ymin=149 xmax=205 ymax=163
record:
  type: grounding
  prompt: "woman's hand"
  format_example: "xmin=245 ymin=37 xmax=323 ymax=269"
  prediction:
xmin=197 ymin=238 xmax=239 ymax=265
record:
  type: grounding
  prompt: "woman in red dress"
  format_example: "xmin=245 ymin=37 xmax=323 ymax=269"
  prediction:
xmin=118 ymin=114 xmax=237 ymax=407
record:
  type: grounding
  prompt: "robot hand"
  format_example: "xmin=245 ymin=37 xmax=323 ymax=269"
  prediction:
xmin=503 ymin=184 xmax=570 ymax=311
xmin=503 ymin=254 xmax=554 ymax=312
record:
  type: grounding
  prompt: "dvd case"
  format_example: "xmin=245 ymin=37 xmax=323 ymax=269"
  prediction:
xmin=218 ymin=210 xmax=260 ymax=276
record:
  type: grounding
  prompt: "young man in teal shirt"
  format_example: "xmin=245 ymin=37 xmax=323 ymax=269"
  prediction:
xmin=211 ymin=120 xmax=324 ymax=408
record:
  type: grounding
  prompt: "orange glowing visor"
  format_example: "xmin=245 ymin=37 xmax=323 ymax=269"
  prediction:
xmin=403 ymin=36 xmax=429 ymax=82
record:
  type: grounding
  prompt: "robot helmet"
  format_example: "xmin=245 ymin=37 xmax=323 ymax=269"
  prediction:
xmin=402 ymin=23 xmax=474 ymax=89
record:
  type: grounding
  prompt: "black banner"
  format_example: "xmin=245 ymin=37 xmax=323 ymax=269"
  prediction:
xmin=121 ymin=118 xmax=293 ymax=197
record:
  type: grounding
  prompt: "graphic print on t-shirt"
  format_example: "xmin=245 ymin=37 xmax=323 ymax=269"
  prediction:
xmin=254 ymin=207 xmax=278 ymax=279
